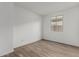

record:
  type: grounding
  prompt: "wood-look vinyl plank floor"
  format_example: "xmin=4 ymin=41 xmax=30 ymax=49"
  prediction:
xmin=3 ymin=40 xmax=79 ymax=57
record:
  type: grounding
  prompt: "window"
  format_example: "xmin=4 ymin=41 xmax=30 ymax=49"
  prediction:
xmin=51 ymin=16 xmax=63 ymax=32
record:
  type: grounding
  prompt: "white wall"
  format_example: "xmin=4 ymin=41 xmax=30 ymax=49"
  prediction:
xmin=43 ymin=6 xmax=79 ymax=47
xmin=0 ymin=3 xmax=42 ymax=56
xmin=0 ymin=3 xmax=14 ymax=56
xmin=13 ymin=6 xmax=42 ymax=48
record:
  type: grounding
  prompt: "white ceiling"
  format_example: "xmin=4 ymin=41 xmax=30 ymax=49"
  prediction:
xmin=15 ymin=2 xmax=79 ymax=15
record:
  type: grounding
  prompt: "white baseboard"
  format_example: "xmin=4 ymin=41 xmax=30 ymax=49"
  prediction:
xmin=14 ymin=39 xmax=41 ymax=48
xmin=0 ymin=49 xmax=14 ymax=56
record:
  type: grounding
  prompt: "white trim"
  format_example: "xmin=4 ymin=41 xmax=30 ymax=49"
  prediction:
xmin=0 ymin=49 xmax=14 ymax=56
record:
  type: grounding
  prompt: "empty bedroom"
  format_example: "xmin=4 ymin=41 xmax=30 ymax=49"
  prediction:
xmin=0 ymin=1 xmax=79 ymax=57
